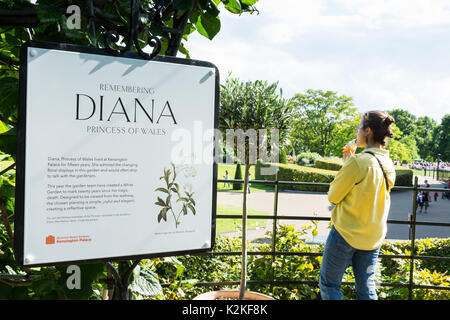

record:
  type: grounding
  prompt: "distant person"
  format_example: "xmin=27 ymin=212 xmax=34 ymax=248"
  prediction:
xmin=423 ymin=180 xmax=430 ymax=213
xmin=319 ymin=111 xmax=396 ymax=300
xmin=434 ymin=191 xmax=438 ymax=202
xmin=224 ymin=170 xmax=230 ymax=188
xmin=247 ymin=173 xmax=251 ymax=194
xmin=417 ymin=192 xmax=424 ymax=213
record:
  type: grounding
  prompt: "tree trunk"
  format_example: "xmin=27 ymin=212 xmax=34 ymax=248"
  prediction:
xmin=239 ymin=163 xmax=250 ymax=300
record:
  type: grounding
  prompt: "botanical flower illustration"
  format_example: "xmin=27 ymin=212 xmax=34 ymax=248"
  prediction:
xmin=155 ymin=162 xmax=196 ymax=228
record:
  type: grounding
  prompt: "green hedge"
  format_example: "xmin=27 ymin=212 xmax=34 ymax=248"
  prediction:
xmin=314 ymin=159 xmax=413 ymax=187
xmin=296 ymin=152 xmax=322 ymax=166
xmin=255 ymin=160 xmax=413 ymax=190
xmin=255 ymin=162 xmax=335 ymax=192
xmin=160 ymin=225 xmax=450 ymax=300
xmin=314 ymin=159 xmax=343 ymax=171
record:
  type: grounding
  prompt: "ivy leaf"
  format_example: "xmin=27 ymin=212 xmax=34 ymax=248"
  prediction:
xmin=201 ymin=0 xmax=220 ymax=17
xmin=195 ymin=12 xmax=221 ymax=40
xmin=240 ymin=0 xmax=259 ymax=5
xmin=172 ymin=0 xmax=195 ymax=11
xmin=130 ymin=266 xmax=163 ymax=297
xmin=0 ymin=127 xmax=17 ymax=159
xmin=0 ymin=176 xmax=15 ymax=199
xmin=223 ymin=0 xmax=241 ymax=14
xmin=0 ymin=77 xmax=19 ymax=120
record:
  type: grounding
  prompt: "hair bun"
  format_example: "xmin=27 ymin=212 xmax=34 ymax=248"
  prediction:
xmin=384 ymin=115 xmax=395 ymax=126
xmin=384 ymin=114 xmax=395 ymax=138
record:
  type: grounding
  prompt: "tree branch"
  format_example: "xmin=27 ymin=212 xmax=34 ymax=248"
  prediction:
xmin=0 ymin=52 xmax=19 ymax=67
xmin=0 ymin=8 xmax=40 ymax=27
xmin=165 ymin=0 xmax=198 ymax=57
xmin=0 ymin=201 xmax=14 ymax=249
xmin=0 ymin=276 xmax=32 ymax=287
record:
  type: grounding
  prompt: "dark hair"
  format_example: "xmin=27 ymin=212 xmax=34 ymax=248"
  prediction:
xmin=361 ymin=110 xmax=395 ymax=146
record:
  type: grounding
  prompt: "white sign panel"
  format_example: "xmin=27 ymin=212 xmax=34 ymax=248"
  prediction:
xmin=15 ymin=42 xmax=218 ymax=266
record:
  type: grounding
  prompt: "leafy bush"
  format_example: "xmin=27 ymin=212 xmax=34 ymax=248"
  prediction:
xmin=161 ymin=225 xmax=450 ymax=300
xmin=296 ymin=152 xmax=322 ymax=166
xmin=395 ymin=166 xmax=413 ymax=186
xmin=233 ymin=163 xmax=243 ymax=190
xmin=279 ymin=150 xmax=287 ymax=164
xmin=314 ymin=159 xmax=343 ymax=171
xmin=311 ymin=158 xmax=413 ymax=187
xmin=255 ymin=162 xmax=335 ymax=192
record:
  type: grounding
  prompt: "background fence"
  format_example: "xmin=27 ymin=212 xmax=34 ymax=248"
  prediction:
xmin=422 ymin=168 xmax=450 ymax=180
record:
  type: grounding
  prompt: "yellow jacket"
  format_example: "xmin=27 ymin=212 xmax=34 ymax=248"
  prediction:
xmin=328 ymin=148 xmax=396 ymax=250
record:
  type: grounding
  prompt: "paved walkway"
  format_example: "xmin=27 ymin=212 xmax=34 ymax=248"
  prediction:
xmin=216 ymin=176 xmax=450 ymax=243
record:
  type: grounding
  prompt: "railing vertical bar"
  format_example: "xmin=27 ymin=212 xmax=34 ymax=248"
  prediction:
xmin=408 ymin=176 xmax=419 ymax=300
xmin=270 ymin=171 xmax=280 ymax=295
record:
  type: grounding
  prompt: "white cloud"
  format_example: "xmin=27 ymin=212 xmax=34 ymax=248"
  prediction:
xmin=185 ymin=0 xmax=450 ymax=123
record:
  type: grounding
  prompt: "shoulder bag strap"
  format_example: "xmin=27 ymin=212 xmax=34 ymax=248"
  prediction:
xmin=364 ymin=151 xmax=390 ymax=192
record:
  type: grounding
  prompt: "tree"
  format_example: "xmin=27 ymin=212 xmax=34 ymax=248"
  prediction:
xmin=388 ymin=108 xmax=417 ymax=137
xmin=233 ymin=162 xmax=242 ymax=190
xmin=290 ymin=89 xmax=359 ymax=156
xmin=0 ymin=0 xmax=259 ymax=57
xmin=415 ymin=116 xmax=438 ymax=161
xmin=219 ymin=77 xmax=294 ymax=299
xmin=0 ymin=0 xmax=260 ymax=299
xmin=385 ymin=124 xmax=419 ymax=163
xmin=435 ymin=114 xmax=450 ymax=162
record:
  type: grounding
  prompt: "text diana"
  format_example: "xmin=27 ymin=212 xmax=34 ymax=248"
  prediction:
xmin=75 ymin=94 xmax=177 ymax=124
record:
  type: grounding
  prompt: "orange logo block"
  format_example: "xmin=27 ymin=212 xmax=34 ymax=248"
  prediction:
xmin=45 ymin=235 xmax=55 ymax=245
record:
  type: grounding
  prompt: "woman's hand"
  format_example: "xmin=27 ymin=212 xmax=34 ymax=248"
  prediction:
xmin=343 ymin=148 xmax=355 ymax=162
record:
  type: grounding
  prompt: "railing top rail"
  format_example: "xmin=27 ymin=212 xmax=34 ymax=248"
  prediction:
xmin=217 ymin=178 xmax=450 ymax=192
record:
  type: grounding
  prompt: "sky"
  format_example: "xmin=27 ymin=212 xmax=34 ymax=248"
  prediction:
xmin=185 ymin=0 xmax=450 ymax=124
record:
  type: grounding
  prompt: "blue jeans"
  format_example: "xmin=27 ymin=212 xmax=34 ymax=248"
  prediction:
xmin=319 ymin=226 xmax=380 ymax=300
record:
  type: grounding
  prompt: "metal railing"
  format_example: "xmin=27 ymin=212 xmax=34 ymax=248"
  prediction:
xmin=192 ymin=175 xmax=450 ymax=300
xmin=422 ymin=168 xmax=450 ymax=180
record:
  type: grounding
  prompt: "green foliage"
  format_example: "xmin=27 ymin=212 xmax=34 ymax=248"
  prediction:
xmin=279 ymin=149 xmax=287 ymax=164
xmin=303 ymin=158 xmax=413 ymax=187
xmin=219 ymin=77 xmax=295 ymax=162
xmin=314 ymin=159 xmax=343 ymax=171
xmin=385 ymin=124 xmax=419 ymax=163
xmin=388 ymin=109 xmax=417 ymax=137
xmin=233 ymin=162 xmax=242 ymax=190
xmin=296 ymin=152 xmax=322 ymax=166
xmin=291 ymin=89 xmax=359 ymax=157
xmin=0 ymin=1 xmax=261 ymax=300
xmin=388 ymin=109 xmax=447 ymax=162
xmin=150 ymin=226 xmax=450 ymax=300
xmin=435 ymin=115 xmax=450 ymax=162
xmin=395 ymin=166 xmax=413 ymax=187
xmin=255 ymin=162 xmax=335 ymax=192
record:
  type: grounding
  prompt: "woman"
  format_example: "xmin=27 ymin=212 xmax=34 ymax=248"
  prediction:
xmin=319 ymin=110 xmax=396 ymax=300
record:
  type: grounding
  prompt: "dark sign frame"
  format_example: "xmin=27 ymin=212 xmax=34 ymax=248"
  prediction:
xmin=15 ymin=41 xmax=219 ymax=267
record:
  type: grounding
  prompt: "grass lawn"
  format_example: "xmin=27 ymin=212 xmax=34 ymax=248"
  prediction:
xmin=217 ymin=164 xmax=273 ymax=192
xmin=216 ymin=204 xmax=271 ymax=233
